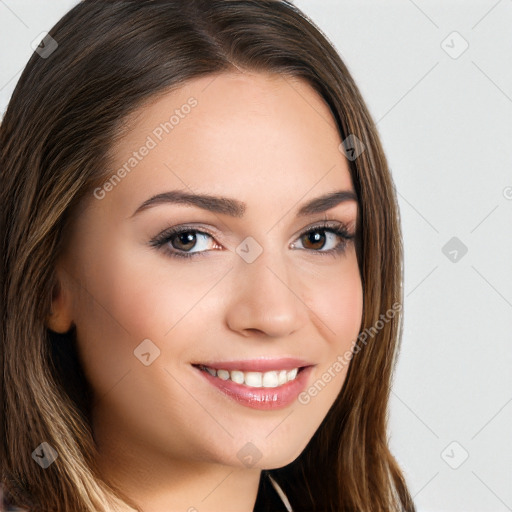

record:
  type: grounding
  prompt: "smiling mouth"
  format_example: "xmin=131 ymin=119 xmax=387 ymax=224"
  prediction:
xmin=193 ymin=364 xmax=307 ymax=388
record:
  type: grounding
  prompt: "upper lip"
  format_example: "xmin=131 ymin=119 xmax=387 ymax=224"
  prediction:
xmin=193 ymin=357 xmax=314 ymax=372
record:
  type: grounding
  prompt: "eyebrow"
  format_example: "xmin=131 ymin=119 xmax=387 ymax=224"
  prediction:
xmin=129 ymin=189 xmax=358 ymax=219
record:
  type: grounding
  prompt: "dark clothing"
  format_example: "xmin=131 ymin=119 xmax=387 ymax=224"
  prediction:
xmin=253 ymin=471 xmax=290 ymax=512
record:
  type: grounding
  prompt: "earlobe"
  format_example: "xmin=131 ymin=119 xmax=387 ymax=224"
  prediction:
xmin=46 ymin=269 xmax=74 ymax=333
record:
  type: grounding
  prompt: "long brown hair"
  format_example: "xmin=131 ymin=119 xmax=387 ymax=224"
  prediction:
xmin=1 ymin=1 xmax=415 ymax=510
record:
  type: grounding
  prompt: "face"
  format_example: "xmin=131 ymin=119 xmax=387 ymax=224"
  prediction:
xmin=50 ymin=71 xmax=363 ymax=476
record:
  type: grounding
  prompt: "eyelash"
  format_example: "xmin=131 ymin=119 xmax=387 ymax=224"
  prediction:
xmin=149 ymin=220 xmax=355 ymax=260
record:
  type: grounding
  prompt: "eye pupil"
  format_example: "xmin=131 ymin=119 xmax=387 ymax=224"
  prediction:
xmin=303 ymin=230 xmax=325 ymax=250
xmin=173 ymin=231 xmax=196 ymax=250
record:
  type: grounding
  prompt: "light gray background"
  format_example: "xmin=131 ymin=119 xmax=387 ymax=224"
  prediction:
xmin=1 ymin=1 xmax=511 ymax=511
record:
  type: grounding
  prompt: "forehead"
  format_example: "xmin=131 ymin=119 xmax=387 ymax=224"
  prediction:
xmin=103 ymin=71 xmax=354 ymax=216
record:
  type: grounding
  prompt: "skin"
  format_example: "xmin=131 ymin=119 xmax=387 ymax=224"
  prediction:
xmin=47 ymin=71 xmax=363 ymax=512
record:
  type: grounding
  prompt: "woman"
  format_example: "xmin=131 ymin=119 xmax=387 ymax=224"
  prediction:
xmin=0 ymin=1 xmax=416 ymax=510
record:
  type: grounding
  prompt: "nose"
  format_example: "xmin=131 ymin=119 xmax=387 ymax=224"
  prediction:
xmin=224 ymin=244 xmax=308 ymax=338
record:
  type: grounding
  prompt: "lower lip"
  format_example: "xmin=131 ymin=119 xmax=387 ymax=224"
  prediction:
xmin=194 ymin=365 xmax=314 ymax=410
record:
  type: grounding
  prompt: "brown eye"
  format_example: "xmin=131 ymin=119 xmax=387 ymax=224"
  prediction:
xmin=301 ymin=230 xmax=327 ymax=250
xmin=150 ymin=227 xmax=217 ymax=259
xmin=170 ymin=231 xmax=198 ymax=251
xmin=150 ymin=222 xmax=353 ymax=260
xmin=293 ymin=225 xmax=351 ymax=255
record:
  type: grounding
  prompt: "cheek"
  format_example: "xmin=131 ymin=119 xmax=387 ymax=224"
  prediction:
xmin=70 ymin=242 xmax=222 ymax=394
xmin=299 ymin=255 xmax=363 ymax=404
xmin=309 ymin=254 xmax=363 ymax=348
xmin=68 ymin=246 xmax=164 ymax=397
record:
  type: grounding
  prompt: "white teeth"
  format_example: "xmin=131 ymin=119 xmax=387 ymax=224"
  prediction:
xmin=201 ymin=365 xmax=301 ymax=388
xmin=217 ymin=369 xmax=230 ymax=380
xmin=244 ymin=372 xmax=262 ymax=387
xmin=287 ymin=368 xmax=298 ymax=381
xmin=205 ymin=367 xmax=217 ymax=377
xmin=262 ymin=371 xmax=279 ymax=388
xmin=230 ymin=370 xmax=245 ymax=384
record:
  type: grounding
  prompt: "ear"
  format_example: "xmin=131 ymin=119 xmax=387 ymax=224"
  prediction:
xmin=46 ymin=266 xmax=75 ymax=333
